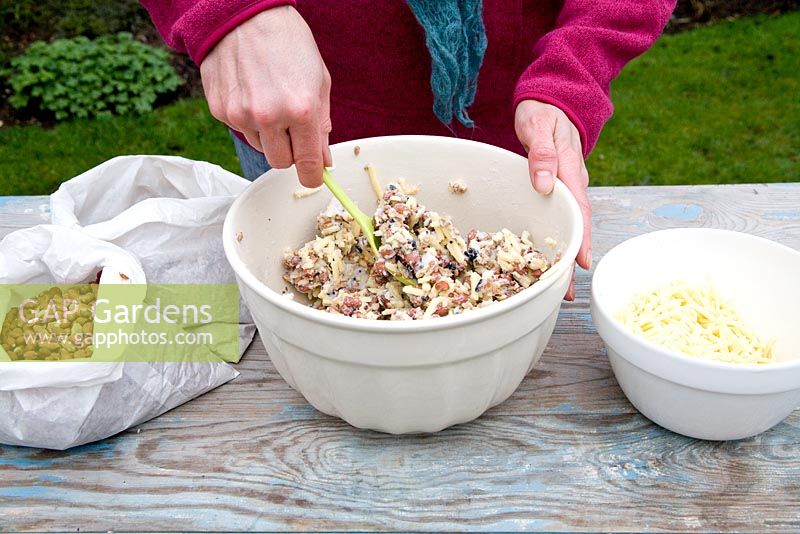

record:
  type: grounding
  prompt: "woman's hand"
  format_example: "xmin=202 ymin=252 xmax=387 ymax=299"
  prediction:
xmin=515 ymin=99 xmax=592 ymax=301
xmin=200 ymin=6 xmax=332 ymax=187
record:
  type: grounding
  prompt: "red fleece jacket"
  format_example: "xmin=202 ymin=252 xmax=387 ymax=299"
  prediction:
xmin=141 ymin=0 xmax=675 ymax=157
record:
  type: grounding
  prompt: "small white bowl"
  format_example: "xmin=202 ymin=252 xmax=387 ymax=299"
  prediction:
xmin=591 ymin=228 xmax=800 ymax=440
xmin=223 ymin=135 xmax=582 ymax=433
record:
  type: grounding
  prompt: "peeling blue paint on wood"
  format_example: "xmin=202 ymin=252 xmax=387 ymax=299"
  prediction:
xmin=0 ymin=450 xmax=59 ymax=469
xmin=67 ymin=440 xmax=117 ymax=458
xmin=653 ymin=203 xmax=703 ymax=221
xmin=0 ymin=485 xmax=56 ymax=499
xmin=0 ymin=440 xmax=118 ymax=470
xmin=763 ymin=210 xmax=800 ymax=221
xmin=0 ymin=195 xmax=48 ymax=212
xmin=577 ymin=312 xmax=597 ymax=334
xmin=553 ymin=402 xmax=580 ymax=414
xmin=278 ymin=402 xmax=320 ymax=421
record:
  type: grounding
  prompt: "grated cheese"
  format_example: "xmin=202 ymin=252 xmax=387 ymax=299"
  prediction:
xmin=617 ymin=280 xmax=774 ymax=364
xmin=364 ymin=164 xmax=383 ymax=199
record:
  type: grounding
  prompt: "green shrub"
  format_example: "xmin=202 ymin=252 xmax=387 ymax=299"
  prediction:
xmin=4 ymin=33 xmax=181 ymax=120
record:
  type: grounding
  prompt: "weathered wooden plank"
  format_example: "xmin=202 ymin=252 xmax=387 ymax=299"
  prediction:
xmin=0 ymin=183 xmax=798 ymax=532
xmin=0 ymin=196 xmax=49 ymax=240
xmin=589 ymin=183 xmax=800 ymax=255
xmin=1 ymin=184 xmax=798 ymax=246
xmin=0 ymin=391 xmax=798 ymax=531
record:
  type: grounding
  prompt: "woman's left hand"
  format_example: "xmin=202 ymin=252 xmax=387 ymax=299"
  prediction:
xmin=515 ymin=99 xmax=592 ymax=301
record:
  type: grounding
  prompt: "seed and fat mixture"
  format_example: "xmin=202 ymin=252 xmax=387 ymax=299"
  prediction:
xmin=283 ymin=184 xmax=555 ymax=320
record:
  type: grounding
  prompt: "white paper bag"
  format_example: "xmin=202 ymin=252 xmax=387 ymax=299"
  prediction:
xmin=0 ymin=225 xmax=144 ymax=391
xmin=50 ymin=155 xmax=249 ymax=286
xmin=0 ymin=360 xmax=237 ymax=449
xmin=50 ymin=155 xmax=256 ymax=350
xmin=0 ymin=225 xmax=238 ymax=449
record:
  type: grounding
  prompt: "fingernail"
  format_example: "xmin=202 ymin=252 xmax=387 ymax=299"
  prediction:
xmin=587 ymin=248 xmax=593 ymax=270
xmin=534 ymin=171 xmax=555 ymax=194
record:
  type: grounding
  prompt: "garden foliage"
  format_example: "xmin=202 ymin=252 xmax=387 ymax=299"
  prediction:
xmin=3 ymin=33 xmax=181 ymax=120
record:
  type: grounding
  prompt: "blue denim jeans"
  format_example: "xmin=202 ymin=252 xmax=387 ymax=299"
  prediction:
xmin=230 ymin=131 xmax=271 ymax=181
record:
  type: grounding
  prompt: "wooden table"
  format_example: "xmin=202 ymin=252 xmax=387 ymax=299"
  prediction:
xmin=1 ymin=184 xmax=799 ymax=531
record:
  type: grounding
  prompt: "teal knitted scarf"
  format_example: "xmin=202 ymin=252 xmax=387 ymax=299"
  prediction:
xmin=406 ymin=0 xmax=487 ymax=128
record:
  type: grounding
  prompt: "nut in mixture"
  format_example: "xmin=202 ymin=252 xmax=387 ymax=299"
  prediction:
xmin=448 ymin=180 xmax=468 ymax=194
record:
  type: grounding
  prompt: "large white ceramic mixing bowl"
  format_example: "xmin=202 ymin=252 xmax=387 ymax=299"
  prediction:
xmin=592 ymin=228 xmax=800 ymax=440
xmin=223 ymin=136 xmax=582 ymax=433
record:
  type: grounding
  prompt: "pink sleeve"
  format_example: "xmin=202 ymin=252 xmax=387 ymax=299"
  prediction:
xmin=514 ymin=0 xmax=675 ymax=156
xmin=140 ymin=0 xmax=297 ymax=64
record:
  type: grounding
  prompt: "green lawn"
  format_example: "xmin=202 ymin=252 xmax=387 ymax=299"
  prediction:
xmin=1 ymin=12 xmax=798 ymax=196
xmin=0 ymin=98 xmax=241 ymax=195
xmin=588 ymin=12 xmax=799 ymax=185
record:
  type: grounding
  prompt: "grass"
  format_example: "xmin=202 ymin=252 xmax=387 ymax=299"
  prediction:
xmin=0 ymin=12 xmax=798 ymax=195
xmin=0 ymin=99 xmax=241 ymax=196
xmin=587 ymin=12 xmax=799 ymax=185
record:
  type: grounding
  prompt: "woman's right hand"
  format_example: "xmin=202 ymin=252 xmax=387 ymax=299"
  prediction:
xmin=200 ymin=6 xmax=332 ymax=187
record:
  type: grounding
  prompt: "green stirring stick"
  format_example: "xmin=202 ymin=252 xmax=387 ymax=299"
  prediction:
xmin=322 ymin=168 xmax=415 ymax=286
